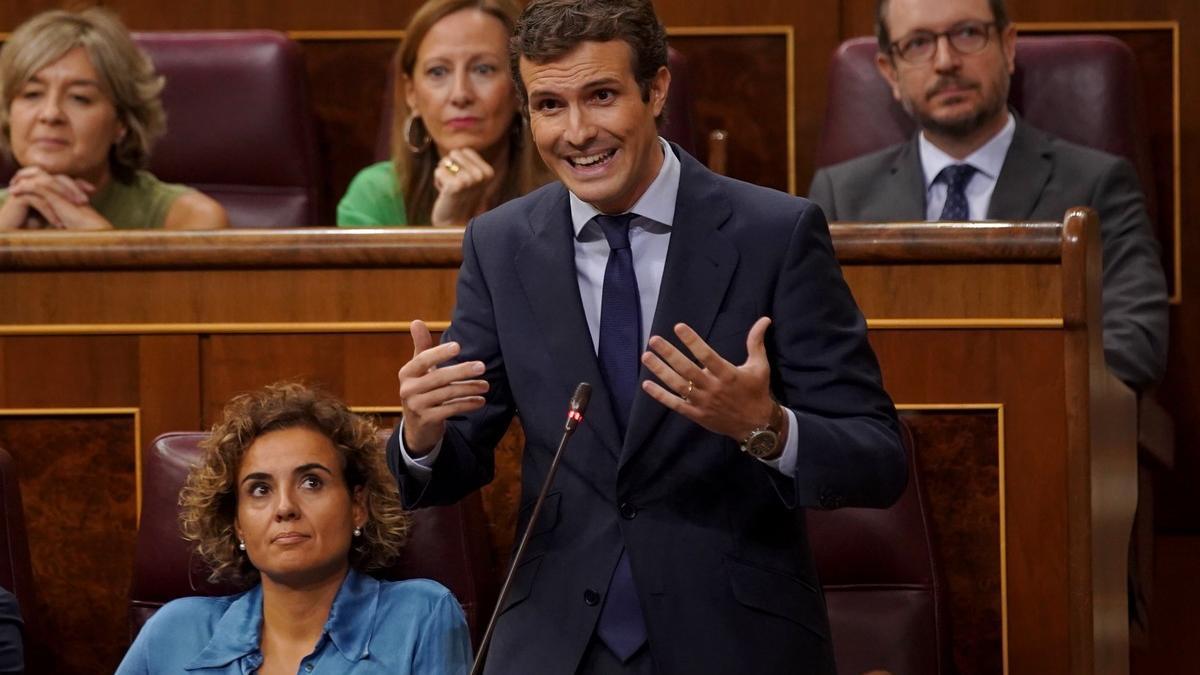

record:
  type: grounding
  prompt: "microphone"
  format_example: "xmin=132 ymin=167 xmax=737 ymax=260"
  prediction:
xmin=470 ymin=383 xmax=591 ymax=675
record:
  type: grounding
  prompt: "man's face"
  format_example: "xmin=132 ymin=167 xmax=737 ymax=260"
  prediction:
xmin=520 ymin=40 xmax=669 ymax=214
xmin=876 ymin=0 xmax=1016 ymax=140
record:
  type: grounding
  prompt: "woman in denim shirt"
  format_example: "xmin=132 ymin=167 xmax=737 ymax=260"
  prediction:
xmin=117 ymin=383 xmax=470 ymax=674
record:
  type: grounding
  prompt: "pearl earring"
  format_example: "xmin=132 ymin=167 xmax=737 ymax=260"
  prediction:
xmin=238 ymin=539 xmax=246 ymax=551
xmin=353 ymin=527 xmax=362 ymax=537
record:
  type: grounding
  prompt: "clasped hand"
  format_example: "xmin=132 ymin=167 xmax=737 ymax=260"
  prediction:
xmin=0 ymin=166 xmax=112 ymax=230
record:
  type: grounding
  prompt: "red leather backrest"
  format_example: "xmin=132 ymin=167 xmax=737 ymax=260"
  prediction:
xmin=814 ymin=35 xmax=1156 ymax=213
xmin=807 ymin=422 xmax=950 ymax=675
xmin=131 ymin=432 xmax=497 ymax=645
xmin=133 ymin=31 xmax=324 ymax=228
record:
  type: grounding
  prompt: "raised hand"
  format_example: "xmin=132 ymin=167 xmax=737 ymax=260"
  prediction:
xmin=430 ymin=147 xmax=500 ymax=226
xmin=397 ymin=319 xmax=489 ymax=455
xmin=640 ymin=317 xmax=781 ymax=444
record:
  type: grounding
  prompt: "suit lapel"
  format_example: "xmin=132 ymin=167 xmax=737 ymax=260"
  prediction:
xmin=514 ymin=187 xmax=623 ymax=459
xmin=621 ymin=148 xmax=738 ymax=468
xmin=988 ymin=120 xmax=1053 ymax=219
xmin=885 ymin=138 xmax=927 ymax=221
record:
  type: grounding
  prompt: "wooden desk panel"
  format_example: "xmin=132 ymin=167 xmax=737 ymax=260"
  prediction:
xmin=0 ymin=220 xmax=1132 ymax=675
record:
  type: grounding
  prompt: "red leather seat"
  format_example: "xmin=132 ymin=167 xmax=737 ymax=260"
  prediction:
xmin=133 ymin=31 xmax=324 ymax=228
xmin=807 ymin=422 xmax=950 ymax=675
xmin=372 ymin=47 xmax=699 ymax=161
xmin=130 ymin=432 xmax=497 ymax=645
xmin=0 ymin=448 xmax=39 ymax=671
xmin=814 ymin=35 xmax=1156 ymax=214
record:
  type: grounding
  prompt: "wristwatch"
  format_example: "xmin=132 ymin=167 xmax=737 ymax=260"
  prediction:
xmin=740 ymin=402 xmax=785 ymax=459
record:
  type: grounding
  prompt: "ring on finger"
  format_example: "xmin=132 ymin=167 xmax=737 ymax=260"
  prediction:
xmin=441 ymin=158 xmax=462 ymax=175
xmin=682 ymin=380 xmax=694 ymax=403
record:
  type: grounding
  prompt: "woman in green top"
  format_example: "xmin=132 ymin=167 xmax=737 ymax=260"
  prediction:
xmin=0 ymin=8 xmax=227 ymax=231
xmin=338 ymin=0 xmax=545 ymax=227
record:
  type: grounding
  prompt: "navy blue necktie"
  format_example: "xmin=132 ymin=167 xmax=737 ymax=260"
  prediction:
xmin=937 ymin=163 xmax=977 ymax=221
xmin=593 ymin=213 xmax=648 ymax=661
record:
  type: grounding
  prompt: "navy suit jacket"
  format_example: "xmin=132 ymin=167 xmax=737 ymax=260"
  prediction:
xmin=388 ymin=146 xmax=907 ymax=674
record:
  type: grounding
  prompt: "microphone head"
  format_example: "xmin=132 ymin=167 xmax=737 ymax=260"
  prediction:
xmin=569 ymin=382 xmax=592 ymax=413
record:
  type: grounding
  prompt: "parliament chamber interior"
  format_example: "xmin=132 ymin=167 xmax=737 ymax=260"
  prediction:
xmin=0 ymin=0 xmax=1196 ymax=673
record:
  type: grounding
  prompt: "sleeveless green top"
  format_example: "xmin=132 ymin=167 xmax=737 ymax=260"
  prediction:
xmin=337 ymin=161 xmax=409 ymax=226
xmin=0 ymin=170 xmax=190 ymax=229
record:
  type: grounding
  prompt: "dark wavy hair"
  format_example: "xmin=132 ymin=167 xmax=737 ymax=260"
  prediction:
xmin=179 ymin=382 xmax=410 ymax=586
xmin=509 ymin=0 xmax=668 ymax=109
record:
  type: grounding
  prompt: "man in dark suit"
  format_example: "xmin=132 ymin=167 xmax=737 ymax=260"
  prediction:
xmin=808 ymin=0 xmax=1168 ymax=391
xmin=389 ymin=1 xmax=906 ymax=673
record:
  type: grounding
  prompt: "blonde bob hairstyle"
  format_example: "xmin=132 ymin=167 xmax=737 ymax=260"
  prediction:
xmin=0 ymin=7 xmax=165 ymax=183
xmin=392 ymin=0 xmax=545 ymax=224
xmin=179 ymin=382 xmax=411 ymax=587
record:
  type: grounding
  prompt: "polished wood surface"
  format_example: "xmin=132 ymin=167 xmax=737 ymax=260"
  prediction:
xmin=1 ymin=2 xmax=1195 ymax=548
xmin=0 ymin=222 xmax=1132 ymax=673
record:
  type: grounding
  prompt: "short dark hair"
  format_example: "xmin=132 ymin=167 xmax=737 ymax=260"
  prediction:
xmin=875 ymin=0 xmax=1010 ymax=53
xmin=509 ymin=0 xmax=668 ymax=108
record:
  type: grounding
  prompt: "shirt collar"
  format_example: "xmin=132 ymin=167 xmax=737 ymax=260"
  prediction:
xmin=185 ymin=569 xmax=380 ymax=670
xmin=918 ymin=112 xmax=1015 ymax=189
xmin=569 ymin=137 xmax=680 ymax=237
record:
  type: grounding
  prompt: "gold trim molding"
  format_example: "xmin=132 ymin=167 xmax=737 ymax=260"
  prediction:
xmin=0 ymin=321 xmax=452 ymax=336
xmin=868 ymin=318 xmax=1063 ymax=330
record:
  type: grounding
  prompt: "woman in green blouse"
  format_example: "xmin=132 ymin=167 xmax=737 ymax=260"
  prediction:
xmin=338 ymin=0 xmax=545 ymax=227
xmin=0 ymin=8 xmax=227 ymax=231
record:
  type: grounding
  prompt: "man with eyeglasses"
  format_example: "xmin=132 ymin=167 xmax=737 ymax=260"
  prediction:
xmin=809 ymin=0 xmax=1168 ymax=392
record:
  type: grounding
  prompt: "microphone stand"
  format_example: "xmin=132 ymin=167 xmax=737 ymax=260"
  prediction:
xmin=469 ymin=383 xmax=592 ymax=675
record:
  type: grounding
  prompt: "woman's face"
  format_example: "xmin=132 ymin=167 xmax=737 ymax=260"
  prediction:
xmin=234 ymin=426 xmax=366 ymax=587
xmin=7 ymin=46 xmax=125 ymax=184
xmin=405 ymin=8 xmax=518 ymax=160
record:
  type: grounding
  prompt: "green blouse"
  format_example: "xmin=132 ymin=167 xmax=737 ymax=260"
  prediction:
xmin=337 ymin=161 xmax=409 ymax=226
xmin=0 ymin=170 xmax=189 ymax=230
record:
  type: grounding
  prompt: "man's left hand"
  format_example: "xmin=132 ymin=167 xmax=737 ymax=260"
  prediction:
xmin=640 ymin=316 xmax=779 ymax=443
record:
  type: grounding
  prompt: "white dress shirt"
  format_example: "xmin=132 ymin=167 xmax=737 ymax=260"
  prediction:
xmin=403 ymin=138 xmax=798 ymax=477
xmin=920 ymin=112 xmax=1016 ymax=220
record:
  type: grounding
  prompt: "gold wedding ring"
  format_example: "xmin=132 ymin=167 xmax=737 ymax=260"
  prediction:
xmin=442 ymin=158 xmax=461 ymax=175
xmin=683 ymin=380 xmax=694 ymax=403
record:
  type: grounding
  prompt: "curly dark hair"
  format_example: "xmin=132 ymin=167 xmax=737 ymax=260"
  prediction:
xmin=179 ymin=382 xmax=410 ymax=586
xmin=509 ymin=0 xmax=668 ymax=110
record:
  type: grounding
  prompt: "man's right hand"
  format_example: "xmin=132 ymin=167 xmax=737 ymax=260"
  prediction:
xmin=398 ymin=319 xmax=489 ymax=456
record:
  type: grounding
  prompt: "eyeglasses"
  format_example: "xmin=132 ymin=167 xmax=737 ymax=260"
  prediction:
xmin=889 ymin=21 xmax=997 ymax=64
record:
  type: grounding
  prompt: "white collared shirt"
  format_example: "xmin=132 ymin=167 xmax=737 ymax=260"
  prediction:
xmin=920 ymin=112 xmax=1015 ymax=220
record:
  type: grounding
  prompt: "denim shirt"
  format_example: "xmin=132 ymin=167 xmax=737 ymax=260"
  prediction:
xmin=116 ymin=569 xmax=471 ymax=674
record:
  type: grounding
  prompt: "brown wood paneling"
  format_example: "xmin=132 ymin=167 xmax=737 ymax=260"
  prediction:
xmin=0 ymin=414 xmax=137 ymax=675
xmin=902 ymin=410 xmax=1002 ymax=675
xmin=0 ymin=336 xmax=139 ymax=406
xmin=668 ymin=33 xmax=790 ymax=192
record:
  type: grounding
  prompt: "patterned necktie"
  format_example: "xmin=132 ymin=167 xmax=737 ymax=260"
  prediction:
xmin=937 ymin=163 xmax=977 ymax=221
xmin=593 ymin=213 xmax=648 ymax=661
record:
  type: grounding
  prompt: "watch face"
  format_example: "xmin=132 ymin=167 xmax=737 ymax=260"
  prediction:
xmin=745 ymin=430 xmax=779 ymax=458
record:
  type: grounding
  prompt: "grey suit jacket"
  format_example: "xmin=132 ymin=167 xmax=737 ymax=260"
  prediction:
xmin=808 ymin=120 xmax=1169 ymax=390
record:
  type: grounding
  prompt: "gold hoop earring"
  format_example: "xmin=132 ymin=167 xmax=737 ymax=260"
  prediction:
xmin=404 ymin=114 xmax=431 ymax=154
